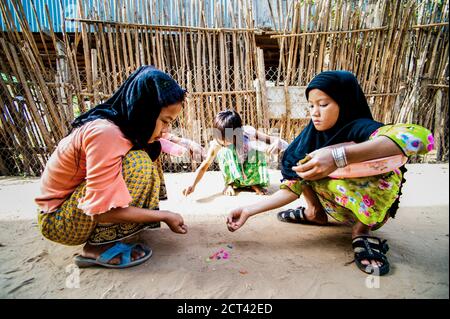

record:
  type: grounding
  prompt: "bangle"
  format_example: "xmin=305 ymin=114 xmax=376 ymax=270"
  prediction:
xmin=331 ymin=146 xmax=348 ymax=168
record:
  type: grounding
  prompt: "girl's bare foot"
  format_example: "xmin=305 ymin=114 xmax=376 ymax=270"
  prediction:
xmin=223 ymin=185 xmax=236 ymax=196
xmin=251 ymin=185 xmax=268 ymax=195
xmin=303 ymin=206 xmax=328 ymax=224
xmin=301 ymin=184 xmax=328 ymax=224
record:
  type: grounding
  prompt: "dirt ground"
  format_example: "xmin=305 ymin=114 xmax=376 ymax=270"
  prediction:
xmin=0 ymin=164 xmax=448 ymax=299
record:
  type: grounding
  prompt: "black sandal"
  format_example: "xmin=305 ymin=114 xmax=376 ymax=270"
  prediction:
xmin=277 ymin=207 xmax=322 ymax=225
xmin=352 ymin=235 xmax=390 ymax=276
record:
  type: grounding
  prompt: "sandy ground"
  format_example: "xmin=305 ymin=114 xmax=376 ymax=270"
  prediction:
xmin=0 ymin=164 xmax=448 ymax=299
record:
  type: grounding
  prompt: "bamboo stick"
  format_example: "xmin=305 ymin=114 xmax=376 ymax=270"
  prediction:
xmin=98 ymin=23 xmax=112 ymax=93
xmin=0 ymin=93 xmax=35 ymax=174
xmin=78 ymin=1 xmax=93 ymax=96
xmin=31 ymin=0 xmax=52 ymax=68
xmin=66 ymin=17 xmax=260 ymax=33
xmin=412 ymin=22 xmax=449 ymax=28
xmin=427 ymin=84 xmax=450 ymax=89
xmin=11 ymin=0 xmax=48 ymax=74
xmin=0 ymin=39 xmax=54 ymax=148
xmin=0 ymin=0 xmax=21 ymax=44
xmin=21 ymin=42 xmax=64 ymax=139
xmin=270 ymin=26 xmax=389 ymax=38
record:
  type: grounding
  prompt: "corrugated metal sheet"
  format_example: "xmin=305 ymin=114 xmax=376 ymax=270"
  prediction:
xmin=0 ymin=0 xmax=80 ymax=32
xmin=0 ymin=0 xmax=282 ymax=32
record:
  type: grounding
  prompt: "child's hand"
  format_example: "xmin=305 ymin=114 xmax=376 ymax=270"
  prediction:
xmin=163 ymin=211 xmax=188 ymax=234
xmin=293 ymin=148 xmax=337 ymax=180
xmin=180 ymin=138 xmax=206 ymax=161
xmin=266 ymin=141 xmax=279 ymax=155
xmin=266 ymin=138 xmax=289 ymax=155
xmin=182 ymin=185 xmax=195 ymax=196
xmin=226 ymin=207 xmax=250 ymax=232
xmin=190 ymin=144 xmax=206 ymax=161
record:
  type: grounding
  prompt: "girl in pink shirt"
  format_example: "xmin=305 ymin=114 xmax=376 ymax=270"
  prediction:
xmin=35 ymin=66 xmax=188 ymax=268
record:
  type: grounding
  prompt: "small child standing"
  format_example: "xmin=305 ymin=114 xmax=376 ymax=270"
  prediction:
xmin=183 ymin=109 xmax=288 ymax=196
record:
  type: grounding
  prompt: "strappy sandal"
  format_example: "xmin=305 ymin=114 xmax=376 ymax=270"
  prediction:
xmin=74 ymin=242 xmax=152 ymax=269
xmin=352 ymin=235 xmax=390 ymax=276
xmin=277 ymin=207 xmax=323 ymax=225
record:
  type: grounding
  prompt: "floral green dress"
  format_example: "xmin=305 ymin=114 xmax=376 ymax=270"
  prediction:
xmin=215 ymin=126 xmax=270 ymax=188
xmin=280 ymin=124 xmax=434 ymax=230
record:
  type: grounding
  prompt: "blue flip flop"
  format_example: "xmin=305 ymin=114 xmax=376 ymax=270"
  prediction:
xmin=74 ymin=242 xmax=152 ymax=269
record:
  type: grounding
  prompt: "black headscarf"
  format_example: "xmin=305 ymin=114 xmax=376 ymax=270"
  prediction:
xmin=71 ymin=65 xmax=186 ymax=160
xmin=281 ymin=70 xmax=384 ymax=180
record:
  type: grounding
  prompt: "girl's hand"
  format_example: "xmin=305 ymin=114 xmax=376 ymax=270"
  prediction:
xmin=266 ymin=139 xmax=280 ymax=155
xmin=180 ymin=138 xmax=206 ymax=161
xmin=161 ymin=132 xmax=171 ymax=139
xmin=163 ymin=211 xmax=188 ymax=234
xmin=266 ymin=138 xmax=288 ymax=155
xmin=182 ymin=185 xmax=195 ymax=196
xmin=292 ymin=148 xmax=337 ymax=180
xmin=190 ymin=144 xmax=206 ymax=160
xmin=226 ymin=207 xmax=250 ymax=232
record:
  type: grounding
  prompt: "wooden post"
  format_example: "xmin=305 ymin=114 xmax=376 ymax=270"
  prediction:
xmin=91 ymin=49 xmax=99 ymax=105
xmin=434 ymin=89 xmax=443 ymax=160
xmin=256 ymin=48 xmax=269 ymax=129
xmin=56 ymin=42 xmax=71 ymax=124
xmin=78 ymin=1 xmax=93 ymax=98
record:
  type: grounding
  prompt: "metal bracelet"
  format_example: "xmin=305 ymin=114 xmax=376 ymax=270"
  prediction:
xmin=332 ymin=147 xmax=347 ymax=168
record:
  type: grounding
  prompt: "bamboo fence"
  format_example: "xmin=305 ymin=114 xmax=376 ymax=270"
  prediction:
xmin=0 ymin=0 xmax=448 ymax=176
xmin=0 ymin=0 xmax=74 ymax=175
xmin=268 ymin=0 xmax=448 ymax=160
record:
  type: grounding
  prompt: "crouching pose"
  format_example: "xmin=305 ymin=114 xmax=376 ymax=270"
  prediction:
xmin=226 ymin=71 xmax=433 ymax=276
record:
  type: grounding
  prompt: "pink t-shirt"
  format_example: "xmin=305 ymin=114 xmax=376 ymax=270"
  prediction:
xmin=35 ymin=119 xmax=134 ymax=216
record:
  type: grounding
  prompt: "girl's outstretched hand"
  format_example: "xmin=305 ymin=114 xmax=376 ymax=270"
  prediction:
xmin=226 ymin=207 xmax=250 ymax=232
xmin=292 ymin=148 xmax=337 ymax=180
xmin=182 ymin=185 xmax=195 ymax=196
xmin=163 ymin=211 xmax=188 ymax=234
xmin=182 ymin=139 xmax=206 ymax=161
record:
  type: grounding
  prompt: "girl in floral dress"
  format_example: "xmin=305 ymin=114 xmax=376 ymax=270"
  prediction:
xmin=183 ymin=109 xmax=288 ymax=196
xmin=226 ymin=71 xmax=434 ymax=276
